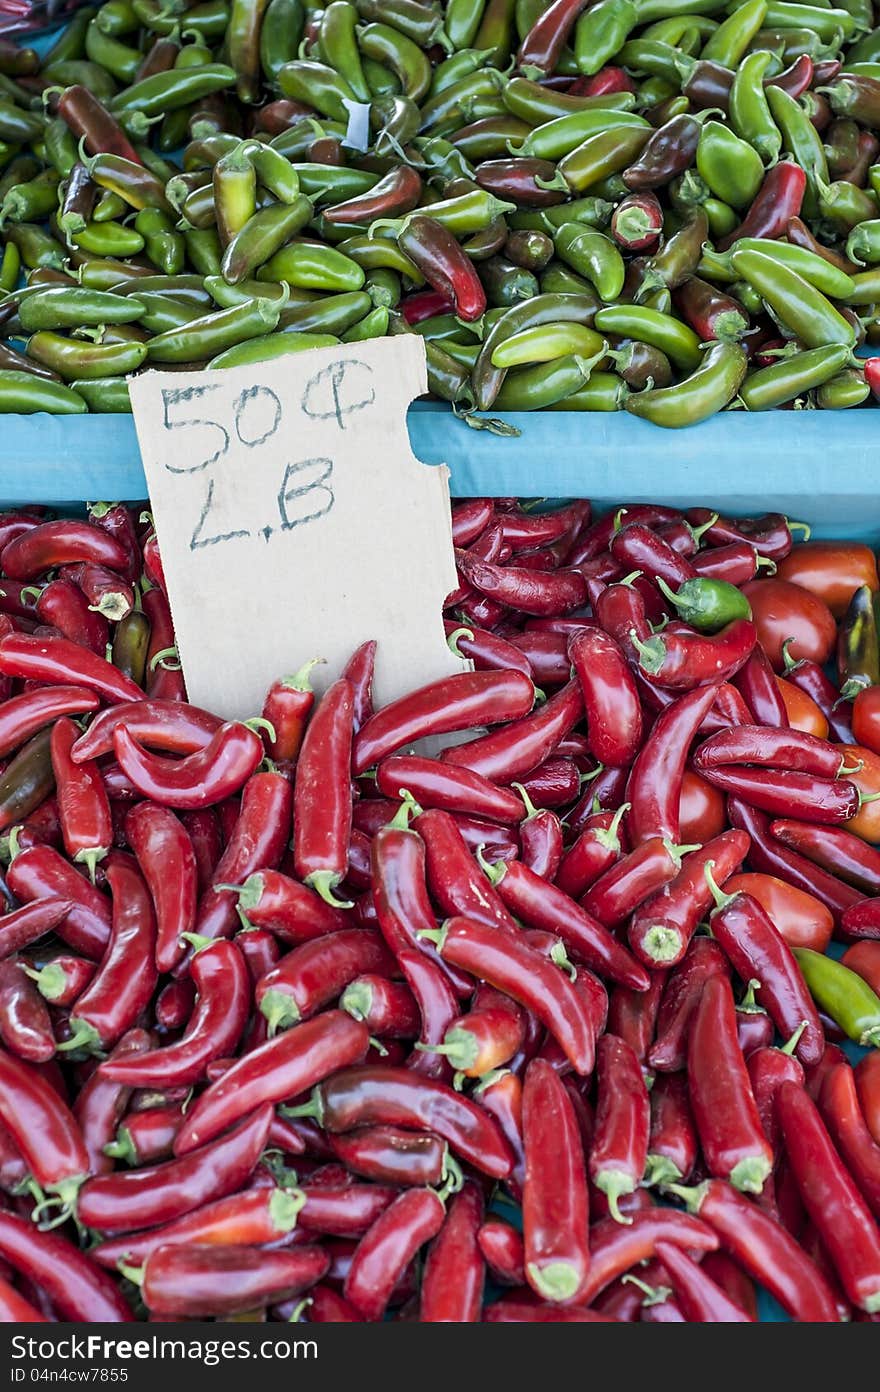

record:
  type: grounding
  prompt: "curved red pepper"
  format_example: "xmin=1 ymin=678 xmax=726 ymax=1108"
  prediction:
xmin=345 ymin=1186 xmax=446 ymax=1321
xmin=62 ymin=854 xmax=157 ymax=1055
xmin=607 ymin=973 xmax=662 ymax=1063
xmin=36 ymin=578 xmax=108 ymax=657
xmin=377 ymin=753 xmax=524 ymax=825
xmin=1 ymin=520 xmax=129 ymax=581
xmin=632 ymin=619 xmax=756 ymax=689
xmin=197 ymin=770 xmax=292 ymax=942
xmin=626 ymin=683 xmax=720 ymax=847
xmin=78 ymin=1102 xmax=272 ymax=1234
xmin=62 ymin=561 xmax=135 ymax=624
xmin=73 ymin=1027 xmax=152 ymax=1176
xmin=717 ymin=161 xmax=807 ymax=250
xmin=418 ymin=806 xmax=517 ymax=932
xmin=341 ymin=639 xmax=377 ymax=733
xmin=698 ymin=765 xmax=860 ymax=824
xmin=0 ymin=1211 xmax=132 ymax=1321
xmin=517 ymin=756 xmax=580 ymax=809
xmin=142 ymin=587 xmax=184 ymax=702
xmin=727 ymin=797 xmax=864 ymax=926
xmin=0 ymin=1050 xmax=89 ymax=1210
xmin=777 ymin=1081 xmax=880 ymax=1313
xmin=125 ymin=802 xmax=197 ymax=973
xmin=398 ymin=217 xmax=486 ymax=323
xmin=627 ymin=831 xmax=749 ymax=968
xmin=521 ymin=1057 xmax=590 ymax=1305
xmin=733 ymin=646 xmax=790 ymax=727
xmin=352 ymin=669 xmax=535 ymax=776
xmin=819 ymin=1063 xmax=880 ymax=1221
xmin=420 ymin=1181 xmax=484 ymax=1322
xmin=50 ymin=716 xmax=112 ymax=882
xmin=518 ymin=792 xmax=563 ymax=879
xmin=0 ymin=1274 xmax=46 ymax=1322
xmin=256 ymin=929 xmax=397 ymax=1033
xmin=769 ymin=819 xmax=880 ymax=894
xmin=655 ymin=1240 xmax=753 ymax=1322
xmin=224 ymin=868 xmax=347 ymax=944
xmin=112 ymin=720 xmax=264 ymax=809
xmin=455 ymin=550 xmax=588 ymax=618
xmin=296 ymin=1183 xmax=397 ymax=1237
xmin=0 ymin=633 xmax=142 ymax=704
xmin=610 ymin=523 xmax=696 ymax=588
xmin=688 ymin=973 xmax=773 ymax=1194
xmin=428 ymin=985 xmax=526 ymax=1080
xmin=572 ymin=506 xmax=682 ymax=565
xmin=89 ymin=503 xmax=140 ymax=585
xmin=440 ymin=680 xmax=582 ymax=783
xmin=589 ymin=1034 xmax=650 ymax=1224
xmin=0 ymin=687 xmax=99 ymax=759
xmin=107 ymin=1103 xmax=184 ymax=1166
xmin=646 ymin=1072 xmax=698 ymax=1186
xmin=478 ymin=1218 xmax=525 ymax=1287
xmin=583 ymin=836 xmax=696 ymax=930
xmin=648 ymin=937 xmax=729 ymax=1072
xmin=293 ymin=678 xmax=354 ymax=907
xmin=446 ymin=620 xmax=535 ymax=681
xmin=6 ymin=848 xmax=110 ymax=959
xmin=569 ymin=627 xmax=642 ymax=769
xmin=136 ymin=1242 xmax=328 ymax=1318
xmin=784 ymin=655 xmax=853 ymax=742
xmin=396 ymin=946 xmax=459 ymax=1081
xmin=555 ymin=803 xmax=629 ymax=900
xmin=328 ymin=1126 xmax=446 ymax=1187
xmin=0 ymin=959 xmax=54 ymax=1062
xmin=695 ymin=724 xmax=842 ymax=777
xmin=72 ymin=700 xmax=222 ymax=763
xmin=175 ymin=1011 xmax=369 ymax=1155
xmin=691 ymin=542 xmax=764 ymax=587
xmin=575 ymin=1208 xmax=719 ymax=1305
xmin=261 ymin=656 xmax=323 ymax=764
xmin=706 ymin=872 xmax=825 ymax=1068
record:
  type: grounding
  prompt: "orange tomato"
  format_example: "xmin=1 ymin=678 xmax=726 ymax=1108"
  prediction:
xmin=836 ymin=742 xmax=880 ymax=841
xmin=776 ymin=541 xmax=879 ymax=618
xmin=679 ymin=769 xmax=726 ymax=844
xmin=742 ymin=578 xmax=837 ymax=672
xmin=722 ymin=872 xmax=834 ymax=952
xmin=775 ymin=675 xmax=828 ymax=737
xmin=852 ymin=687 xmax=880 ymax=758
xmin=856 ymin=1051 xmax=880 ymax=1148
xmin=841 ymin=941 xmax=880 ymax=998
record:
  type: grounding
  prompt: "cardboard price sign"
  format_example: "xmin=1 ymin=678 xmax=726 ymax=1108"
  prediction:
xmin=130 ymin=336 xmax=466 ymax=720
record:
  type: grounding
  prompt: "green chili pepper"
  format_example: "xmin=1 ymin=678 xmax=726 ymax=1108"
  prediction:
xmin=713 ymin=238 xmax=856 ymax=299
xmin=509 ymin=195 xmax=613 ymax=232
xmin=574 ymin=0 xmax=638 ymax=76
xmin=204 ymin=275 xmax=287 ymax=308
xmin=41 ymin=121 xmax=78 ymax=180
xmin=213 ymin=144 xmax=257 ymax=244
xmin=395 ymin=189 xmax=514 ymax=238
xmin=84 ymin=21 xmax=141 ymax=82
xmin=95 ymin=0 xmax=139 ymax=35
xmin=0 ymin=100 xmax=42 ymax=147
xmin=474 ymin=0 xmax=517 ymax=63
xmin=559 ymin=126 xmax=651 ymax=193
xmin=480 ymin=256 xmax=539 ymax=306
xmin=136 ymin=292 xmax=206 ymax=334
xmin=0 ymin=169 xmax=60 ymax=228
xmin=92 ymin=191 xmax=129 ymax=225
xmin=279 ymin=290 xmax=373 ymax=335
xmin=494 ymin=352 xmax=598 ymax=410
xmin=447 ymin=0 xmax=488 ymax=48
xmin=553 ymin=224 xmax=625 ymax=301
xmin=0 ymin=241 xmax=18 ymax=294
xmin=420 ymin=70 xmax=505 ymax=133
xmin=431 ymin=48 xmax=492 ymax=98
xmin=364 ymin=268 xmax=401 ymax=307
xmin=702 ymin=0 xmax=768 ymax=64
xmin=762 ymin=0 xmax=854 ymax=39
xmin=738 ymin=343 xmax=851 ymax=409
xmin=817 ymin=367 xmax=870 ymax=408
xmin=765 ymin=84 xmax=828 ymax=215
xmin=260 ymin=0 xmax=304 ymax=82
xmin=133 ymin=0 xmax=230 ymax=38
xmin=625 ymin=341 xmax=747 ymax=427
xmin=490 ymin=321 xmax=606 ymax=367
xmin=695 ymin=120 xmax=764 ymax=208
xmin=43 ymin=59 xmax=119 ymax=102
xmin=71 ymin=222 xmax=145 ymax=257
xmin=538 ymin=262 xmax=592 ymax=294
xmin=816 ymin=176 xmax=878 ymax=232
xmin=336 ymin=234 xmax=423 ymax=280
xmin=413 ymin=313 xmax=475 ymax=343
xmin=18 ymin=288 xmax=145 ymax=332
xmin=0 ymin=369 xmax=86 ymax=413
xmin=26 ymin=331 xmax=147 ymax=380
xmin=657 ymin=575 xmax=752 ymax=631
xmin=134 ymin=208 xmax=185 ymax=276
xmin=503 ymin=76 xmax=636 ymax=125
xmin=512 ymin=108 xmax=651 ymax=161
xmin=226 ymin=0 xmax=271 ymax=104
xmin=147 ymin=294 xmax=283 ymax=362
xmin=730 ymin=247 xmax=856 ymax=347
xmin=208 ymin=328 xmax=340 ymax=367
xmin=71 ymin=375 xmax=131 ymax=411
xmin=356 ymin=24 xmax=432 ymax=103
xmin=547 ymin=369 xmax=628 ymax=409
xmin=729 ymin=51 xmax=781 ymax=165
xmin=846 ymin=218 xmax=880 ymax=265
xmin=287 ymin=165 xmax=378 ymax=205
xmin=448 ymin=116 xmax=529 ymax=162
xmin=41 ymin=6 xmax=96 ymax=66
xmin=617 ymin=38 xmax=685 ymax=84
xmin=342 ymin=304 xmax=389 ymax=341
xmin=593 ymin=303 xmax=702 ymax=371
xmin=471 ymin=291 xmax=600 ymax=409
xmin=838 ymin=583 xmax=880 ymax=700
xmin=111 ymin=64 xmax=237 ymax=117
xmin=257 ymin=240 xmax=365 ymax=291
xmin=794 ymin=948 xmax=880 ymax=1048
xmin=6 ymin=224 xmax=66 ymax=272
xmin=318 ymin=2 xmax=370 ymax=102
xmin=185 ymin=227 xmax=223 ymax=276
xmin=221 ymin=195 xmax=314 ymax=283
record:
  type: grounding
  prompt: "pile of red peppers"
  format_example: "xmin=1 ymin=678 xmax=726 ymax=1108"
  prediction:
xmin=0 ymin=497 xmax=878 ymax=1322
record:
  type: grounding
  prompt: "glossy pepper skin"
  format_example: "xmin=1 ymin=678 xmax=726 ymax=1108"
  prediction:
xmin=0 ymin=1211 xmax=132 ymax=1322
xmin=521 ymin=1057 xmax=590 ymax=1304
xmin=50 ymin=716 xmax=113 ymax=883
xmin=569 ymin=627 xmax=642 ymax=767
xmin=125 ymin=802 xmax=197 ymax=974
xmin=419 ymin=1181 xmax=485 ymax=1323
xmin=112 ymin=721 xmax=264 ymax=809
xmin=628 ymin=831 xmax=749 ymax=969
xmin=626 ymin=683 xmax=720 ymax=846
xmin=589 ymin=1033 xmax=650 ymax=1223
xmin=136 ymin=1242 xmax=329 ymax=1318
xmin=0 ymin=1049 xmax=90 ymax=1210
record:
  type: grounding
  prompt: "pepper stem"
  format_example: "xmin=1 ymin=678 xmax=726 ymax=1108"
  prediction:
xmin=446 ymin=626 xmax=474 ymax=659
xmin=593 ymin=801 xmax=631 ymax=853
xmin=664 ymin=1180 xmax=708 ymax=1214
xmin=304 ymin=870 xmax=353 ymax=909
xmin=149 ymin=645 xmax=180 ymax=673
xmin=511 ymin=781 xmax=540 ymax=823
xmin=180 ymin=931 xmax=214 ymax=956
xmin=629 ymin=628 xmax=667 ymax=676
xmin=117 ymin=1262 xmax=145 ymax=1287
xmin=619 ymin=570 xmax=643 ymax=587
xmin=729 ymin=1154 xmax=771 ymax=1195
xmin=756 ymin=555 xmax=777 ymax=574
xmin=259 ymin=988 xmax=301 ymax=1036
xmin=704 ymin=860 xmax=734 ymax=912
xmin=738 ymin=978 xmax=764 ymax=1014
xmin=643 ymin=923 xmax=684 ymax=965
xmin=621 ymin=1274 xmax=671 ymax=1306
xmin=579 ymin=762 xmax=606 ymax=786
xmin=642 ymin=1154 xmax=683 ymax=1188
xmin=839 ymin=757 xmax=864 ymax=776
xmin=597 ymin=1171 xmax=635 ymax=1225
xmin=780 ymin=636 xmax=799 ymax=673
xmin=102 ymin=1129 xmax=137 ymax=1165
xmin=526 ymin=1260 xmax=582 ymax=1304
xmin=243 ymin=716 xmax=275 ymax=741
xmin=655 ymin=575 xmax=683 ymax=610
xmin=475 ymin=842 xmax=506 ymax=887
xmin=857 ymin=788 xmax=880 ymax=808
xmin=279 ymin=657 xmax=326 ymax=692
xmin=689 ymin=511 xmax=719 ymax=545
xmin=56 ymin=1018 xmax=101 ymax=1056
xmin=787 ymin=519 xmax=811 ymax=540
xmin=550 ymin=939 xmax=577 ymax=982
xmin=435 ymin=1152 xmax=464 ymax=1205
xmin=73 ymin=846 xmax=107 ymax=886
xmin=663 ymin=838 xmax=702 ymax=871
xmin=780 ymin=1020 xmax=808 ymax=1056
xmin=280 ymin=1090 xmax=322 ymax=1124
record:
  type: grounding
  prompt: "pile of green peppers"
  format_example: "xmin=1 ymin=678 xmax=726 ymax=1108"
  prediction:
xmin=0 ymin=0 xmax=880 ymax=426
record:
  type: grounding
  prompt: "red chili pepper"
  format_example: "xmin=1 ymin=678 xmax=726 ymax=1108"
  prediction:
xmin=631 ymin=620 xmax=756 ymax=689
xmin=377 ymin=754 xmax=524 ymax=826
xmin=735 ymin=984 xmax=774 ymax=1058
xmin=0 ymin=1273 xmax=46 ymax=1322
xmin=569 ymin=627 xmax=642 ymax=768
xmin=62 ymin=561 xmax=134 ymax=623
xmin=0 ymin=633 xmax=142 ymax=704
xmin=695 ymin=724 xmax=843 ymax=778
xmin=717 ymin=161 xmax=807 ymax=250
xmin=486 ymin=854 xmax=649 ymax=990
xmin=305 ymin=1284 xmax=365 ymax=1322
xmin=6 ymin=796 xmax=63 ymax=856
xmin=175 ymin=1011 xmax=369 ymax=1155
xmin=5 ymin=850 xmax=110 ymax=959
xmin=516 ymin=756 xmax=580 ymax=809
xmin=727 ymin=797 xmax=864 ymax=926
xmin=777 ymin=1080 xmax=880 ymax=1313
xmin=628 ymin=831 xmax=749 ymax=968
xmin=518 ymin=0 xmax=589 ymax=69
xmin=106 ymin=1102 xmax=184 ymax=1166
xmin=419 ymin=1181 xmax=484 ymax=1323
xmin=93 ymin=1184 xmax=309 ymax=1269
xmin=0 ymin=1211 xmax=132 ymax=1321
xmin=589 ymin=1034 xmax=650 ymax=1223
xmin=583 ymin=836 xmax=699 ymax=930
xmin=223 ymin=869 xmax=347 ymax=944
xmin=577 ymin=65 xmax=637 ymax=96
xmin=647 ymin=937 xmax=728 ymax=1072
xmin=196 ymin=771 xmax=292 ymax=943
xmin=447 ymin=521 xmax=506 ymax=609
xmin=344 ymin=1186 xmax=446 ymax=1321
xmin=141 ymin=588 xmax=184 ymax=702
xmin=73 ymin=1028 xmax=152 ymax=1177
xmin=425 ymin=985 xmax=526 ymax=1080
xmin=574 ymin=1208 xmax=719 ymax=1305
xmin=401 ymin=288 xmax=456 ymax=325
xmin=418 ymin=806 xmax=517 ymax=932
xmin=0 ymin=1049 xmax=89 ymax=1215
xmin=783 ymin=653 xmax=854 ymax=742
xmin=295 ymin=1183 xmax=397 ymax=1237
xmin=398 ymin=217 xmax=486 ymax=322
xmin=77 ymin=1102 xmax=272 ymax=1234
xmin=61 ymin=854 xmax=157 ymax=1056
xmin=88 ymin=504 xmax=140 ymax=585
xmin=261 ymin=656 xmax=324 ymax=764
xmin=0 ymin=687 xmax=99 ymax=762
xmin=124 ymin=803 xmax=196 ymax=973
xmin=770 ymin=819 xmax=880 ymax=894
xmin=455 ymin=550 xmax=588 ymax=618
xmin=654 ymin=1240 xmax=753 ymax=1322
xmin=394 ymin=946 xmax=459 ymax=1081
xmin=607 ymin=973 xmax=661 ymax=1063
xmin=746 ymin=1039 xmax=805 ymax=1158
xmin=447 ymin=621 xmax=535 ymax=681
xmin=691 ymin=542 xmax=766 ymax=587
xmin=573 ymin=506 xmax=682 ymax=565
xmin=71 ymin=700 xmax=223 ymax=763
xmin=507 ymin=629 xmax=570 ymax=685
xmin=705 ymin=867 xmax=825 ymax=1068
xmin=2 ymin=520 xmax=129 ymax=581
xmin=50 ymin=716 xmax=112 ymax=883
xmin=133 ymin=1241 xmax=328 ymax=1318
xmin=687 ymin=973 xmax=773 ymax=1193
xmin=256 ymin=929 xmax=397 ymax=1033
xmin=478 ymin=1218 xmax=525 ymax=1287
xmin=328 ymin=1126 xmax=447 ymax=1187
xmin=473 ymin=1068 xmax=525 ymax=1197
xmin=626 ymin=683 xmax=720 ymax=846
xmin=352 ymin=670 xmax=535 ymax=777
xmin=520 ymin=1056 xmax=590 ymax=1304
xmin=516 ymin=786 xmax=563 ymax=879
xmin=698 ymin=764 xmax=861 ymax=823
xmin=0 ymin=580 xmax=39 ymax=624
xmin=112 ymin=720 xmax=264 ymax=809
xmin=451 ymin=500 xmax=494 ymax=548
xmin=440 ymin=680 xmax=582 ymax=783
xmin=645 ymin=1072 xmax=697 ymax=1186
xmin=818 ymin=1062 xmax=880 ymax=1221
xmin=556 ymin=802 xmax=629 ymax=900
xmin=0 ymin=959 xmax=54 ymax=1062
xmin=36 ymin=578 xmax=108 ymax=656
xmin=611 ymin=524 xmax=696 ymax=588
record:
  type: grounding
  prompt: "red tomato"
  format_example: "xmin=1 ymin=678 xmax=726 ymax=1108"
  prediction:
xmin=723 ymin=872 xmax=834 ymax=952
xmin=679 ymin=769 xmax=725 ymax=844
xmin=742 ymin=579 xmax=837 ymax=672
xmin=856 ymin=1050 xmax=880 ymax=1148
xmin=776 ymin=542 xmax=879 ymax=619
xmin=775 ymin=675 xmax=829 ymax=737
xmin=836 ymin=742 xmax=880 ymax=842
xmin=852 ymin=687 xmax=880 ymax=757
xmin=842 ymin=941 xmax=880 ymax=998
